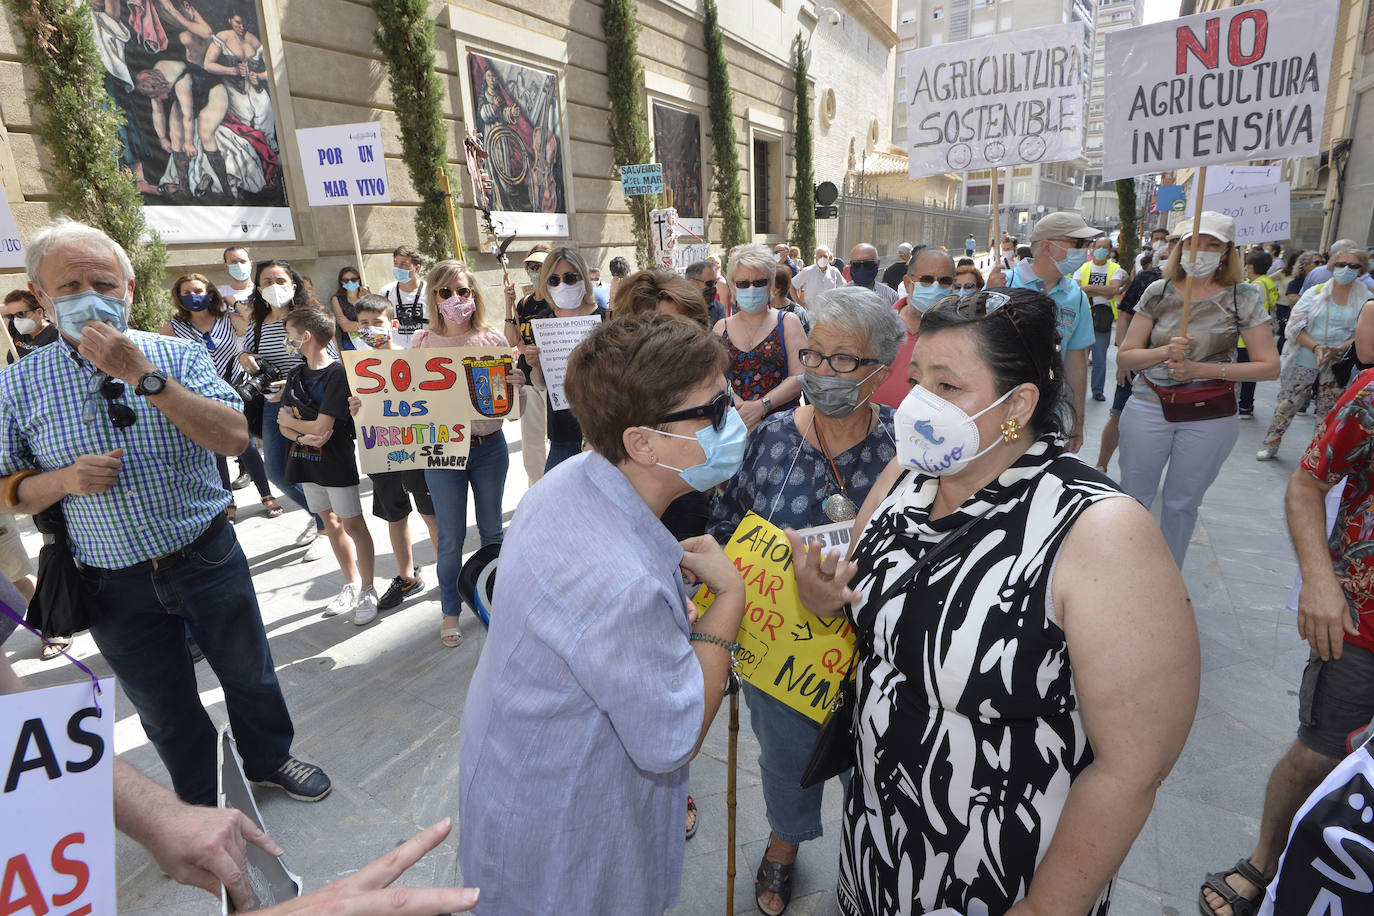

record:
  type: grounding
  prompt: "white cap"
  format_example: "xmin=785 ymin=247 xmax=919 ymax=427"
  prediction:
xmin=1175 ymin=211 xmax=1236 ymax=245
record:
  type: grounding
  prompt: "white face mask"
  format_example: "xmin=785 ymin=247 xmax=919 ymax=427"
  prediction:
xmin=11 ymin=316 xmax=37 ymax=336
xmin=1179 ymin=249 xmax=1222 ymax=278
xmin=550 ymin=282 xmax=584 ymax=311
xmin=261 ymin=283 xmax=295 ymax=308
xmin=893 ymin=383 xmax=1016 ymax=476
xmin=815 ymin=257 xmax=830 ymax=271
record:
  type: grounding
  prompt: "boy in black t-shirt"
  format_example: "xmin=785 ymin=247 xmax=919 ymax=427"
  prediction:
xmin=279 ymin=308 xmax=379 ymax=624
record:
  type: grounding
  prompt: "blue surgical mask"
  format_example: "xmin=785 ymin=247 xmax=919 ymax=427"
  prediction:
xmin=906 ymin=281 xmax=947 ymax=310
xmin=735 ymin=286 xmax=768 ymax=313
xmin=1334 ymin=266 xmax=1361 ymax=286
xmin=180 ymin=292 xmax=210 ymax=311
xmin=643 ymin=408 xmax=748 ymax=491
xmin=1055 ymin=245 xmax=1089 ymax=277
xmin=227 ymin=262 xmax=251 ymax=282
xmin=342 ymin=279 xmax=361 ymax=292
xmin=1093 ymin=247 xmax=1110 ymax=262
xmin=49 ymin=289 xmax=128 ymax=340
xmin=393 ymin=266 xmax=412 ymax=282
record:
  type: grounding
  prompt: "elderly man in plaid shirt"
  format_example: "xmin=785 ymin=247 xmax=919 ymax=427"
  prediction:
xmin=0 ymin=219 xmax=329 ymax=806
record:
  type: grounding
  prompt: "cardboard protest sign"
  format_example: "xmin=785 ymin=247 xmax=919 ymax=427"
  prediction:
xmin=649 ymin=207 xmax=678 ymax=270
xmin=904 ymin=22 xmax=1086 ymax=179
xmin=619 ymin=163 xmax=664 ymax=196
xmin=1203 ymin=181 xmax=1290 ymax=244
xmin=294 ymin=122 xmax=390 ymax=207
xmin=530 ymin=315 xmax=602 ymax=411
xmin=343 ymin=346 xmax=520 ymax=475
xmin=693 ymin=513 xmax=856 ymax=724
xmin=0 ymin=186 xmax=23 ymax=270
xmin=219 ymin=727 xmax=300 ymax=914
xmin=1102 ymin=0 xmax=1338 ymax=181
xmin=1 ymin=679 xmax=115 ymax=916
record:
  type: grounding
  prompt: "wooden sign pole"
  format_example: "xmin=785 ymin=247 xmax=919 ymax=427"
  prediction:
xmin=346 ymin=203 xmax=365 ymax=281
xmin=988 ymin=167 xmax=1001 ymax=258
xmin=438 ymin=168 xmax=466 ymax=261
xmin=726 ymin=692 xmax=738 ymax=916
xmin=1179 ymin=166 xmax=1208 ymax=337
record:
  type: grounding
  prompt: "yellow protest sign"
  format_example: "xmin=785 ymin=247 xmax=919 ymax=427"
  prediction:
xmin=695 ymin=512 xmax=856 ymax=723
xmin=342 ymin=346 xmax=520 ymax=475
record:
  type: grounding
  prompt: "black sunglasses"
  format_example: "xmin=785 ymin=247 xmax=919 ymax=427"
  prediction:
xmin=798 ymin=348 xmax=880 ymax=373
xmin=850 ymin=259 xmax=878 ymax=271
xmin=656 ymin=392 xmax=730 ymax=432
xmin=952 ymin=283 xmax=979 ymax=291
xmin=84 ymin=375 xmax=137 ymax=429
xmin=734 ymin=278 xmax=770 ymax=290
xmin=545 ymin=272 xmax=582 ymax=287
xmin=438 ymin=286 xmax=473 ymax=300
xmin=201 ymin=331 xmax=217 ymax=351
xmin=7 ymin=306 xmax=39 ymax=319
xmin=912 ymin=274 xmax=955 ymax=287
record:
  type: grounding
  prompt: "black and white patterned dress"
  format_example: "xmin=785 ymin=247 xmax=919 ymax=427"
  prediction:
xmin=837 ymin=437 xmax=1125 ymax=916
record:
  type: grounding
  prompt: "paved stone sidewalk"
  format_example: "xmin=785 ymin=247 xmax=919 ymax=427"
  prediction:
xmin=4 ymin=364 xmax=1320 ymax=915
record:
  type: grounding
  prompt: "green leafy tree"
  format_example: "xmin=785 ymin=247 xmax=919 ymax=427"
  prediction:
xmin=1115 ymin=178 xmax=1139 ymax=269
xmin=5 ymin=0 xmax=169 ymax=329
xmin=790 ymin=33 xmax=815 ymax=258
xmin=603 ymin=0 xmax=658 ymax=268
xmin=374 ymin=0 xmax=453 ymax=261
xmin=704 ymin=0 xmax=745 ymax=253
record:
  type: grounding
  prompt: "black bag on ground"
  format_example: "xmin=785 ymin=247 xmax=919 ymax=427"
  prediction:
xmin=24 ymin=503 xmax=93 ymax=638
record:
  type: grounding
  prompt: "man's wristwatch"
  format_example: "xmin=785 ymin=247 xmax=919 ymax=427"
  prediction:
xmin=135 ymin=370 xmax=168 ymax=396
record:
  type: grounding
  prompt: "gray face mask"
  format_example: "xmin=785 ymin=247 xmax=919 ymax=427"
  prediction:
xmin=800 ymin=367 xmax=881 ymax=418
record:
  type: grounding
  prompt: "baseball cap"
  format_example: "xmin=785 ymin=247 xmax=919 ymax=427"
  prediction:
xmin=1174 ymin=211 xmax=1236 ymax=245
xmin=1030 ymin=211 xmax=1100 ymax=243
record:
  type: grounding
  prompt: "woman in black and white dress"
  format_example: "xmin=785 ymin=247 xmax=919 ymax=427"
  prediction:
xmin=790 ymin=288 xmax=1199 ymax=916
xmin=159 ymin=274 xmax=279 ymax=522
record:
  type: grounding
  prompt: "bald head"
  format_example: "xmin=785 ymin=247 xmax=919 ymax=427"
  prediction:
xmin=908 ymin=247 xmax=955 ymax=280
xmin=849 ymin=243 xmax=877 ymax=262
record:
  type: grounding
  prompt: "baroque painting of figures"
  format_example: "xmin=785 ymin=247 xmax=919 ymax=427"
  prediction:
xmin=468 ymin=52 xmax=567 ymax=220
xmin=90 ymin=0 xmax=286 ymax=211
xmin=652 ymin=102 xmax=702 ymax=222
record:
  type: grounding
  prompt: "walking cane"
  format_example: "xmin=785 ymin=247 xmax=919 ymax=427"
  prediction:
xmin=726 ymin=668 xmax=740 ymax=916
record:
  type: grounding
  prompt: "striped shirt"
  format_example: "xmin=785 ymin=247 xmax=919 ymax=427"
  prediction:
xmin=170 ymin=314 xmax=242 ymax=382
xmin=240 ymin=318 xmax=335 ymax=376
xmin=0 ymin=331 xmax=239 ymax=568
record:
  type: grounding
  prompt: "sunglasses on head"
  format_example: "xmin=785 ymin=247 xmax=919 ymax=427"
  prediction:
xmin=734 ymin=278 xmax=770 ymax=290
xmin=545 ymin=272 xmax=582 ymax=287
xmin=84 ymin=374 xmax=137 ymax=429
xmin=438 ymin=286 xmax=472 ymax=299
xmin=655 ymin=392 xmax=731 ymax=432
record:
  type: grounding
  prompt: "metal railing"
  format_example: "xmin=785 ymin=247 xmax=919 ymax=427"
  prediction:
xmin=834 ymin=193 xmax=989 ymax=263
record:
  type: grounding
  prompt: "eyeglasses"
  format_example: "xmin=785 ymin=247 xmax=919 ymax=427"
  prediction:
xmin=911 ymin=275 xmax=955 ymax=287
xmin=952 ymin=283 xmax=980 ymax=291
xmin=798 ymin=348 xmax=881 ymax=373
xmin=850 ymin=259 xmax=878 ymax=271
xmin=83 ymin=373 xmax=137 ymax=429
xmin=702 ymin=280 xmax=717 ymax=291
xmin=6 ymin=306 xmax=39 ymax=319
xmin=734 ymin=278 xmax=770 ymax=290
xmin=655 ymin=392 xmax=731 ymax=432
xmin=342 ymin=277 xmax=360 ymax=284
xmin=1331 ymin=261 xmax=1363 ymax=271
xmin=1057 ymin=237 xmax=1094 ymax=249
xmin=545 ymin=272 xmax=582 ymax=287
xmin=438 ymin=286 xmax=472 ymax=299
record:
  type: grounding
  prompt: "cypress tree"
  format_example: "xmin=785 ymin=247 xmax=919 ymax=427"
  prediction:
xmin=704 ymin=0 xmax=745 ymax=253
xmin=791 ymin=33 xmax=815 ymax=258
xmin=603 ymin=0 xmax=657 ymax=268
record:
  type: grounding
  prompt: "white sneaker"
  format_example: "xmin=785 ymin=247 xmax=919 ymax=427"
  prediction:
xmin=295 ymin=521 xmax=318 ymax=546
xmin=353 ymin=587 xmax=379 ymax=626
xmin=324 ymin=582 xmax=359 ymax=617
xmin=301 ymin=538 xmax=329 ymax=563
xmin=1256 ymin=446 xmax=1278 ymax=461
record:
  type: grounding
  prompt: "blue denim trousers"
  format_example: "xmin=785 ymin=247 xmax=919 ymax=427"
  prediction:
xmin=742 ymin=681 xmax=848 ymax=844
xmin=425 ymin=431 xmax=509 ymax=619
xmin=1091 ymin=328 xmax=1111 ymax=397
xmin=260 ymin=398 xmax=309 ymax=514
xmin=544 ymin=438 xmax=581 ymax=473
xmin=83 ymin=522 xmax=295 ymax=805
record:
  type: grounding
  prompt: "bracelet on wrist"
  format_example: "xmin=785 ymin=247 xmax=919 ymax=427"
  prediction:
xmin=689 ymin=632 xmax=741 ymax=654
xmin=4 ymin=468 xmax=40 ymax=508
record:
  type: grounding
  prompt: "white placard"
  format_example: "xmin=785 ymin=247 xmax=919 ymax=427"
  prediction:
xmin=0 ymin=187 xmax=23 ymax=270
xmin=144 ymin=205 xmax=295 ymax=243
xmin=674 ymin=243 xmax=711 ymax=271
xmin=1202 ymin=181 xmax=1291 ymax=244
xmin=293 ymin=121 xmax=390 ymax=208
xmin=1209 ymin=165 xmax=1281 ymax=193
xmin=0 ymin=679 xmax=116 ymax=915
xmin=650 ymin=207 xmax=678 ymax=270
xmin=905 ymin=22 xmax=1086 ymax=180
xmin=1103 ymin=0 xmax=1338 ymax=181
xmin=531 ymin=315 xmax=602 ymax=410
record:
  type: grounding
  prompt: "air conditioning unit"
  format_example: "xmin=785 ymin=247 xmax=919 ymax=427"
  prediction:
xmin=1291 ymin=156 xmax=1321 ymax=191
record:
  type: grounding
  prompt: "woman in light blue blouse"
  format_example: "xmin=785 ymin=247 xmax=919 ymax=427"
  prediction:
xmin=458 ymin=313 xmax=748 ymax=915
xmin=708 ymin=286 xmax=903 ymax=916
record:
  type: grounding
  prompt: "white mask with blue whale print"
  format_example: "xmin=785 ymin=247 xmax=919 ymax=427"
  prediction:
xmin=893 ymin=383 xmax=1016 ymax=476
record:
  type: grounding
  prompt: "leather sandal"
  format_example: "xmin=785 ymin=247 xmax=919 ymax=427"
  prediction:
xmin=262 ymin=496 xmax=284 ymax=519
xmin=1199 ymin=858 xmax=1273 ymax=916
xmin=439 ymin=619 xmax=463 ymax=648
xmin=755 ymin=851 xmax=794 ymax=916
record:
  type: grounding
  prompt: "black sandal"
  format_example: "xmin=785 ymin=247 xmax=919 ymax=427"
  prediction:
xmin=1199 ymin=858 xmax=1273 ymax=916
xmin=755 ymin=852 xmax=794 ymax=916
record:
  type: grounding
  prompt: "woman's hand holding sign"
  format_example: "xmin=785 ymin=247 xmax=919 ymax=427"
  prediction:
xmin=784 ymin=528 xmax=862 ymax=617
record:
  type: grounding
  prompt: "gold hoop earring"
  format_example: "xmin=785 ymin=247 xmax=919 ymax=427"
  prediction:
xmin=1000 ymin=417 xmax=1021 ymax=443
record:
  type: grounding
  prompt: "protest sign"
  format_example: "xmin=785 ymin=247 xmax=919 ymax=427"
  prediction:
xmin=0 ymin=186 xmax=23 ymax=270
xmin=219 ymin=727 xmax=300 ymax=914
xmin=1103 ymin=0 xmax=1338 ymax=181
xmin=649 ymin=207 xmax=678 ymax=270
xmin=531 ymin=315 xmax=602 ymax=411
xmin=343 ymin=346 xmax=520 ymax=475
xmin=904 ymin=22 xmax=1086 ymax=179
xmin=1 ymin=678 xmax=115 ymax=916
xmin=294 ymin=122 xmax=390 ymax=207
xmin=619 ymin=163 xmax=664 ymax=196
xmin=674 ymin=243 xmax=711 ymax=272
xmin=1211 ymin=165 xmax=1281 ymax=192
xmin=1203 ymin=181 xmax=1290 ymax=244
xmin=693 ymin=513 xmax=856 ymax=724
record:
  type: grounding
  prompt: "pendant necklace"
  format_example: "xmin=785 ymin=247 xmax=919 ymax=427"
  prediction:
xmin=813 ymin=409 xmax=871 ymax=523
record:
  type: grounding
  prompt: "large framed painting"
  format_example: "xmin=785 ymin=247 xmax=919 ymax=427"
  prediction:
xmin=651 ymin=101 xmax=703 ymax=237
xmin=467 ymin=51 xmax=569 ymax=237
xmin=90 ymin=0 xmax=294 ymax=242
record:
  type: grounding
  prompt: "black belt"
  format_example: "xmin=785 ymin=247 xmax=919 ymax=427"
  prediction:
xmin=79 ymin=511 xmax=229 ymax=579
xmin=470 ymin=432 xmax=495 ymax=446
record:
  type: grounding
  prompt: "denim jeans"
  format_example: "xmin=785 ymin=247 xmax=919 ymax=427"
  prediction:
xmin=216 ymin=440 xmax=271 ymax=499
xmin=84 ymin=522 xmax=295 ymax=804
xmin=260 ymin=398 xmax=310 ymax=515
xmin=1237 ymin=347 xmax=1255 ymax=412
xmin=1091 ymin=329 xmax=1111 ymax=397
xmin=742 ymin=681 xmax=848 ymax=844
xmin=545 ymin=438 xmax=581 ymax=473
xmin=425 ymin=431 xmax=509 ymax=619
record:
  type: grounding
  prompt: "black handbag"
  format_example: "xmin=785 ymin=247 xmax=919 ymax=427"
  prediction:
xmin=798 ymin=510 xmax=983 ymax=789
xmin=242 ymin=320 xmax=266 ymax=438
xmin=1331 ymin=343 xmax=1372 ymax=388
xmin=23 ymin=503 xmax=93 ymax=638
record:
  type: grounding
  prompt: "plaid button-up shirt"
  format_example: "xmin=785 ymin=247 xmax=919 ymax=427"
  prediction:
xmin=0 ymin=330 xmax=240 ymax=568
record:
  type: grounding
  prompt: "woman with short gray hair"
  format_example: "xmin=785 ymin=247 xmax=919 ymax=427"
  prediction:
xmin=708 ymin=285 xmax=902 ymax=916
